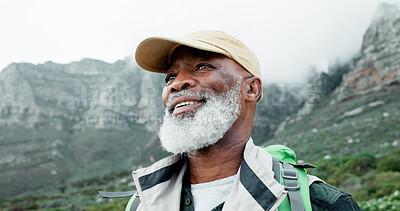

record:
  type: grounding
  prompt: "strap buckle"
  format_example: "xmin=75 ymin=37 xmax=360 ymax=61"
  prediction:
xmin=282 ymin=168 xmax=298 ymax=180
xmin=284 ymin=179 xmax=300 ymax=191
xmin=282 ymin=166 xmax=300 ymax=191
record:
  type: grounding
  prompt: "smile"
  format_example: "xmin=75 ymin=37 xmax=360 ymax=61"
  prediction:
xmin=175 ymin=101 xmax=201 ymax=109
xmin=173 ymin=101 xmax=205 ymax=115
xmin=170 ymin=97 xmax=206 ymax=115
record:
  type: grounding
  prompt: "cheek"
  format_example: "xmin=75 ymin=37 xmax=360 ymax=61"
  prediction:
xmin=204 ymin=71 xmax=238 ymax=93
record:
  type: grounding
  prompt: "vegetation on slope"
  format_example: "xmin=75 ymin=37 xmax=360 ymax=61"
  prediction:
xmin=262 ymin=84 xmax=400 ymax=208
xmin=261 ymin=85 xmax=400 ymax=160
xmin=0 ymin=169 xmax=133 ymax=210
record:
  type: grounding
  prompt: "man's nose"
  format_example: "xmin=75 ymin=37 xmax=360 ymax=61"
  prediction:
xmin=169 ymin=71 xmax=196 ymax=93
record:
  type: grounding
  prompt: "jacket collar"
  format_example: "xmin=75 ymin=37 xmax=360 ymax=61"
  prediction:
xmin=132 ymin=138 xmax=286 ymax=211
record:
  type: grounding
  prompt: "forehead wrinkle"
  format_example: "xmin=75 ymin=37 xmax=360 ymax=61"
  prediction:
xmin=188 ymin=50 xmax=211 ymax=60
xmin=167 ymin=49 xmax=213 ymax=72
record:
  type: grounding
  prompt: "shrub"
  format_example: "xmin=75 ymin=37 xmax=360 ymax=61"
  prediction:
xmin=343 ymin=154 xmax=376 ymax=176
xmin=354 ymin=171 xmax=400 ymax=201
xmin=377 ymin=150 xmax=400 ymax=172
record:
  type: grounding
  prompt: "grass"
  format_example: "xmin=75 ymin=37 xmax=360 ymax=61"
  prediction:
xmin=0 ymin=169 xmax=135 ymax=210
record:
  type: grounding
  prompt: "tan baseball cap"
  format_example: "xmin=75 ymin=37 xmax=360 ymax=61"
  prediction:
xmin=135 ymin=30 xmax=262 ymax=100
xmin=135 ymin=30 xmax=260 ymax=77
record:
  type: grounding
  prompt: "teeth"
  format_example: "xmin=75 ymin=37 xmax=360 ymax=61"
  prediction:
xmin=175 ymin=101 xmax=200 ymax=109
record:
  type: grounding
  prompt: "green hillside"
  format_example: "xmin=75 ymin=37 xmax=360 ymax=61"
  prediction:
xmin=0 ymin=169 xmax=134 ymax=210
xmin=260 ymin=84 xmax=400 ymax=210
xmin=261 ymin=85 xmax=400 ymax=161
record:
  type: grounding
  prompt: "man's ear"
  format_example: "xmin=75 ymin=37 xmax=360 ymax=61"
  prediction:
xmin=244 ymin=77 xmax=262 ymax=102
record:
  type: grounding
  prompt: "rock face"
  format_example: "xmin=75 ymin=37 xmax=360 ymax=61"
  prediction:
xmin=0 ymin=59 xmax=168 ymax=197
xmin=253 ymin=83 xmax=306 ymax=138
xmin=274 ymin=3 xmax=400 ymax=134
xmin=335 ymin=3 xmax=400 ymax=102
xmin=0 ymin=59 xmax=165 ymax=131
xmin=300 ymin=3 xmax=400 ymax=106
xmin=264 ymin=5 xmax=400 ymax=164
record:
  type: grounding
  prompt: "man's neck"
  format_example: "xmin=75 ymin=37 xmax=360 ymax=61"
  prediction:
xmin=186 ymin=103 xmax=255 ymax=184
xmin=187 ymin=136 xmax=249 ymax=184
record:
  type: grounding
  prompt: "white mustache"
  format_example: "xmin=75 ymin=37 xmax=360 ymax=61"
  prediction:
xmin=166 ymin=90 xmax=213 ymax=110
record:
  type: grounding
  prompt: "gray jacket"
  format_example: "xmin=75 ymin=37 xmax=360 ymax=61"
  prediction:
xmin=130 ymin=138 xmax=323 ymax=211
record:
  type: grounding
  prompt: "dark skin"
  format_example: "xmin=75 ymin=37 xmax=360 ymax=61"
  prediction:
xmin=162 ymin=46 xmax=262 ymax=184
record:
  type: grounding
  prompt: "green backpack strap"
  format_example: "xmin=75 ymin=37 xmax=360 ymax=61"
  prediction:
xmin=265 ymin=145 xmax=314 ymax=211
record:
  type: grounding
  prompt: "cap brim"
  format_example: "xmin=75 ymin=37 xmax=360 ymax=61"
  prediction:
xmin=135 ymin=36 xmax=231 ymax=73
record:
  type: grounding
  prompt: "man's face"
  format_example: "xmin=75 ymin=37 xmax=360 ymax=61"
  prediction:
xmin=162 ymin=46 xmax=248 ymax=115
xmin=158 ymin=46 xmax=248 ymax=154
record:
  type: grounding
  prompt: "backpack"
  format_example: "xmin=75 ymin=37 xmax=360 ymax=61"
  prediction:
xmin=265 ymin=145 xmax=316 ymax=211
xmin=99 ymin=145 xmax=316 ymax=211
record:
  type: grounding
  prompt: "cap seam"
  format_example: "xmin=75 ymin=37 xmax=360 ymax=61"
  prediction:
xmin=192 ymin=39 xmax=233 ymax=59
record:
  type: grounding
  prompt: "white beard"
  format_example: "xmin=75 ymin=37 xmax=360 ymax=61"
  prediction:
xmin=158 ymin=80 xmax=242 ymax=154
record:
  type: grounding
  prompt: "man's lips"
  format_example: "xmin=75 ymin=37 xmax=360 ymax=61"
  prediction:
xmin=169 ymin=97 xmax=206 ymax=115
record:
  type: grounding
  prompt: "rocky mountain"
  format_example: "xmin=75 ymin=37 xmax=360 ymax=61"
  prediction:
xmin=263 ymin=6 xmax=400 ymax=206
xmin=0 ymin=59 xmax=164 ymax=131
xmin=274 ymin=3 xmax=400 ymax=132
xmin=334 ymin=3 xmax=400 ymax=102
xmin=268 ymin=3 xmax=400 ymax=160
xmin=0 ymin=59 xmax=169 ymax=197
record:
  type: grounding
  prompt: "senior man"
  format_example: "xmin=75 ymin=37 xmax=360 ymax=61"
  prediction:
xmin=128 ymin=30 xmax=360 ymax=211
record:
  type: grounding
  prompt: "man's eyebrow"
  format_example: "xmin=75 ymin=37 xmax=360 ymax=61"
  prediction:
xmin=189 ymin=50 xmax=211 ymax=60
xmin=166 ymin=50 xmax=212 ymax=71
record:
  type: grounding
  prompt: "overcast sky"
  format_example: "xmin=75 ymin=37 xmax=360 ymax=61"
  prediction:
xmin=1 ymin=0 xmax=400 ymax=83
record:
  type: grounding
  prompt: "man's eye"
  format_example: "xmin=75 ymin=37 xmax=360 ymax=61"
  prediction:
xmin=196 ymin=64 xmax=212 ymax=70
xmin=165 ymin=75 xmax=176 ymax=84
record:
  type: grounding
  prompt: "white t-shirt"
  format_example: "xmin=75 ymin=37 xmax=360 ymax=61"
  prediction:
xmin=190 ymin=175 xmax=236 ymax=211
